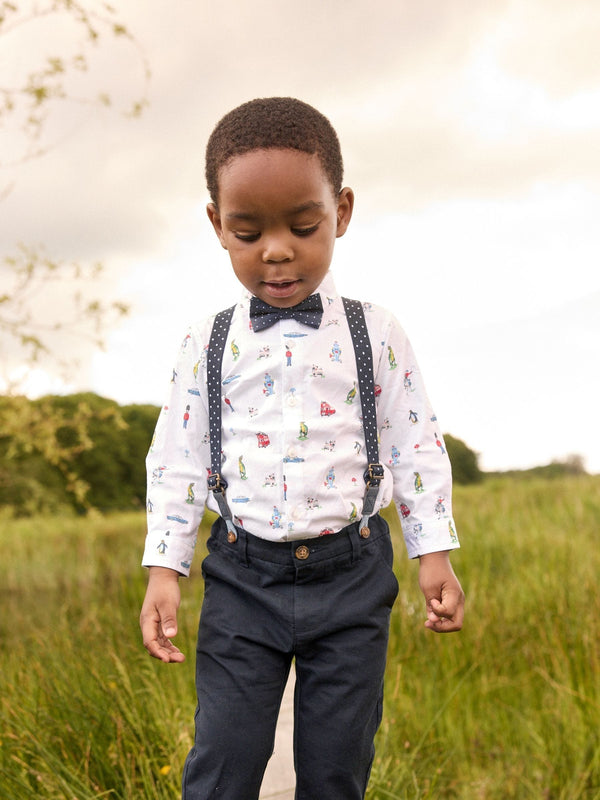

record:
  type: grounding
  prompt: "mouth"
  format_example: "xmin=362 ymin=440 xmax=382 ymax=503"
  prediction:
xmin=262 ymin=279 xmax=300 ymax=299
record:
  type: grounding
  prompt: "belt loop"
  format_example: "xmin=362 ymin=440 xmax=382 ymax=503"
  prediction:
xmin=240 ymin=527 xmax=249 ymax=567
xmin=349 ymin=527 xmax=362 ymax=563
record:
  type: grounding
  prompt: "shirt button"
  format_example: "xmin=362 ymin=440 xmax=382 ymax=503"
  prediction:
xmin=295 ymin=545 xmax=310 ymax=560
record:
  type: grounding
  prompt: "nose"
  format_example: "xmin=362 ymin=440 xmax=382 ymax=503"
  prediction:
xmin=261 ymin=232 xmax=294 ymax=263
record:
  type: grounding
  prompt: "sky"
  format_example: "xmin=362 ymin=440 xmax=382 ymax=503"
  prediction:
xmin=1 ymin=0 xmax=599 ymax=473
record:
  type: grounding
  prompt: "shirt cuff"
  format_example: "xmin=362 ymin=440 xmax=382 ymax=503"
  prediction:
xmin=401 ymin=515 xmax=460 ymax=559
xmin=142 ymin=533 xmax=195 ymax=577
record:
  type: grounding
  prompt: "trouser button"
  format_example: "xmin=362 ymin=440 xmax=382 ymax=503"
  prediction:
xmin=295 ymin=545 xmax=310 ymax=560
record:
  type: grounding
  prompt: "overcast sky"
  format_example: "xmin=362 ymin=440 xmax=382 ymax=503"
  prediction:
xmin=1 ymin=0 xmax=599 ymax=473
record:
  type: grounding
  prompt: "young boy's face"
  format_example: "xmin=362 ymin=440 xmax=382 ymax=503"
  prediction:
xmin=207 ymin=148 xmax=353 ymax=308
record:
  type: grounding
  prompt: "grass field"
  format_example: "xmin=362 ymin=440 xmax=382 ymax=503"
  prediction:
xmin=1 ymin=475 xmax=599 ymax=799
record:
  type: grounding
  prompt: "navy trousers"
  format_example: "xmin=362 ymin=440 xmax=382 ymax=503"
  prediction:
xmin=181 ymin=514 xmax=399 ymax=800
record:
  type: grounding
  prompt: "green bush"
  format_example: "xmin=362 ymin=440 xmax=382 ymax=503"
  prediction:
xmin=0 ymin=393 xmax=159 ymax=515
xmin=445 ymin=433 xmax=483 ymax=485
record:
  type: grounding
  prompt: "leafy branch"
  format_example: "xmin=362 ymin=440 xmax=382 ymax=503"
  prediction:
xmin=1 ymin=0 xmax=150 ymax=165
xmin=0 ymin=244 xmax=129 ymax=390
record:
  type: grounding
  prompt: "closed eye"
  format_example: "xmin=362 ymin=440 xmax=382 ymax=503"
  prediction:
xmin=292 ymin=224 xmax=319 ymax=237
xmin=234 ymin=232 xmax=260 ymax=242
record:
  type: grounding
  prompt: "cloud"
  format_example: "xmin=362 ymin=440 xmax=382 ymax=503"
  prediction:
xmin=429 ymin=288 xmax=600 ymax=473
xmin=3 ymin=0 xmax=599 ymax=255
xmin=497 ymin=0 xmax=600 ymax=96
xmin=1 ymin=0 xmax=599 ymax=471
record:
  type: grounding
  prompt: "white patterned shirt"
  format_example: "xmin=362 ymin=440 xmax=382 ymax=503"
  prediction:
xmin=143 ymin=273 xmax=459 ymax=575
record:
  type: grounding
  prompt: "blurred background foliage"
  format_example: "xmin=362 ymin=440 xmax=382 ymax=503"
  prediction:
xmin=0 ymin=393 xmax=587 ymax=517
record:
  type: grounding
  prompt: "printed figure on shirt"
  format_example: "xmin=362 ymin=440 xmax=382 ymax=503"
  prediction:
xmin=389 ymin=446 xmax=401 ymax=466
xmin=388 ymin=345 xmax=397 ymax=369
xmin=435 ymin=496 xmax=446 ymax=517
xmin=263 ymin=373 xmax=274 ymax=396
xmin=270 ymin=506 xmax=283 ymax=528
xmin=324 ymin=467 xmax=336 ymax=489
xmin=345 ymin=382 xmax=357 ymax=404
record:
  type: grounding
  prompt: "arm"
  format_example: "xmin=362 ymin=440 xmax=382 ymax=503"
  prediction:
xmin=369 ymin=312 xmax=464 ymax=631
xmin=418 ymin=550 xmax=464 ymax=633
xmin=140 ymin=326 xmax=215 ymax=661
xmin=374 ymin=312 xmax=460 ymax=559
xmin=143 ymin=324 xmax=212 ymax=576
xmin=140 ymin=566 xmax=186 ymax=662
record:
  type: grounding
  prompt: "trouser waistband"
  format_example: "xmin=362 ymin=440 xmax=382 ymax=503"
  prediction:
xmin=209 ymin=514 xmax=388 ymax=568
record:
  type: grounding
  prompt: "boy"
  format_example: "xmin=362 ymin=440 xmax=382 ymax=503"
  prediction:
xmin=140 ymin=97 xmax=464 ymax=799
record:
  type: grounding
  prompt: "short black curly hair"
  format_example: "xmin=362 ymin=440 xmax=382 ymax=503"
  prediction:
xmin=205 ymin=97 xmax=344 ymax=205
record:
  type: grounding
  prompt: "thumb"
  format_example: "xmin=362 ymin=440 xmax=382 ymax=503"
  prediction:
xmin=429 ymin=597 xmax=445 ymax=615
xmin=158 ymin=606 xmax=178 ymax=639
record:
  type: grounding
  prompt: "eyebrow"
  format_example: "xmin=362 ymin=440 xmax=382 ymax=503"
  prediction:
xmin=225 ymin=201 xmax=325 ymax=221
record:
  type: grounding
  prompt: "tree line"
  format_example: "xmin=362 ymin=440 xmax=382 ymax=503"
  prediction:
xmin=0 ymin=392 xmax=489 ymax=517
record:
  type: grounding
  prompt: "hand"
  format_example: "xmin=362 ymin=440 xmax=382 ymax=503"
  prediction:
xmin=418 ymin=551 xmax=465 ymax=633
xmin=140 ymin=566 xmax=186 ymax=663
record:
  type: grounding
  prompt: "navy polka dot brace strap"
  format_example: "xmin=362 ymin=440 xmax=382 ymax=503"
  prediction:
xmin=206 ymin=305 xmax=237 ymax=536
xmin=206 ymin=298 xmax=384 ymax=539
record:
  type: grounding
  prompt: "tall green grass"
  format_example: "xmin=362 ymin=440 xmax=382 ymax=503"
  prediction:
xmin=1 ymin=476 xmax=599 ymax=798
xmin=371 ymin=476 xmax=600 ymax=799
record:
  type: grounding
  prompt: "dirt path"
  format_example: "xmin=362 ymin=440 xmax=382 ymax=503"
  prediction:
xmin=259 ymin=668 xmax=295 ymax=799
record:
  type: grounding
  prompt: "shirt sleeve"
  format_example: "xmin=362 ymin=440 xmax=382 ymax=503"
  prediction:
xmin=142 ymin=322 xmax=212 ymax=575
xmin=373 ymin=311 xmax=460 ymax=558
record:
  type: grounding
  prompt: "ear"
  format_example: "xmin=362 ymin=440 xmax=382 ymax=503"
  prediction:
xmin=207 ymin=203 xmax=228 ymax=249
xmin=335 ymin=187 xmax=354 ymax=238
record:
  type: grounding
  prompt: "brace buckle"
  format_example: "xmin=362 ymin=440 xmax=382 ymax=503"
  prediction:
xmin=207 ymin=473 xmax=228 ymax=494
xmin=364 ymin=463 xmax=384 ymax=488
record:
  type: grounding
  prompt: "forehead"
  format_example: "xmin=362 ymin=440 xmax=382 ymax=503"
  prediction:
xmin=216 ymin=149 xmax=335 ymax=210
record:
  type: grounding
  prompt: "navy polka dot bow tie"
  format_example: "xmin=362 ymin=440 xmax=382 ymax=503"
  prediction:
xmin=250 ymin=293 xmax=323 ymax=331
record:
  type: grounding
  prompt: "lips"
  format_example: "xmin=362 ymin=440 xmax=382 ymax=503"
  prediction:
xmin=263 ymin=279 xmax=300 ymax=299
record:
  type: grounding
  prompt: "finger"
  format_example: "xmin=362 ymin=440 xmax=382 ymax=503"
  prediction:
xmin=425 ymin=598 xmax=464 ymax=632
xmin=157 ymin=638 xmax=186 ymax=663
xmin=144 ymin=629 xmax=185 ymax=663
xmin=425 ymin=615 xmax=462 ymax=632
xmin=140 ymin=612 xmax=182 ymax=662
xmin=431 ymin=591 xmax=464 ymax=620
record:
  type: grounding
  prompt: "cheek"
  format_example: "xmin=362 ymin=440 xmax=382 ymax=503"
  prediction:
xmin=229 ymin=253 xmax=258 ymax=285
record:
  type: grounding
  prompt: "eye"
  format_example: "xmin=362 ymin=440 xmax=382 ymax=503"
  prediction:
xmin=234 ymin=232 xmax=260 ymax=242
xmin=292 ymin=224 xmax=319 ymax=237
